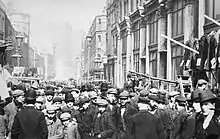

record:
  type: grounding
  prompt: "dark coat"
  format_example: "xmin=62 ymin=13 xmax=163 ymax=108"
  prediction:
xmin=127 ymin=110 xmax=165 ymax=139
xmin=76 ymin=109 xmax=95 ymax=139
xmin=171 ymin=109 xmax=189 ymax=139
xmin=93 ymin=111 xmax=115 ymax=139
xmin=11 ymin=106 xmax=48 ymax=139
xmin=155 ymin=108 xmax=174 ymax=139
xmin=106 ymin=105 xmax=119 ymax=139
xmin=182 ymin=112 xmax=202 ymax=139
xmin=116 ymin=103 xmax=138 ymax=139
xmin=195 ymin=113 xmax=220 ymax=139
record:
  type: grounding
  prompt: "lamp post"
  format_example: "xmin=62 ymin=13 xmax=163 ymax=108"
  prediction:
xmin=12 ymin=34 xmax=24 ymax=67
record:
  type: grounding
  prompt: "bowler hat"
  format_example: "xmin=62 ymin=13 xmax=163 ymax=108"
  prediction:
xmin=25 ymin=89 xmax=37 ymax=101
xmin=190 ymin=89 xmax=201 ymax=102
xmin=65 ymin=92 xmax=75 ymax=102
xmin=200 ymin=89 xmax=216 ymax=103
xmin=100 ymin=82 xmax=108 ymax=92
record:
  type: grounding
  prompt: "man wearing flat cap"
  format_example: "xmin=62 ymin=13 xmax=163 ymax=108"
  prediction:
xmin=92 ymin=98 xmax=114 ymax=139
xmin=117 ymin=90 xmax=138 ymax=139
xmin=11 ymin=89 xmax=48 ymax=139
xmin=171 ymin=95 xmax=189 ymax=139
xmin=76 ymin=97 xmax=95 ymax=139
xmin=4 ymin=89 xmax=25 ymax=139
xmin=127 ymin=96 xmax=165 ymax=139
xmin=106 ymin=88 xmax=119 ymax=139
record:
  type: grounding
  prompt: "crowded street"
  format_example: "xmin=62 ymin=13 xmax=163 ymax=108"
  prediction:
xmin=0 ymin=0 xmax=220 ymax=139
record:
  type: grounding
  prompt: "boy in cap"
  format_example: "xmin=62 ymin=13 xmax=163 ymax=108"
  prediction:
xmin=92 ymin=98 xmax=114 ymax=139
xmin=4 ymin=89 xmax=25 ymax=139
xmin=35 ymin=96 xmax=46 ymax=113
xmin=60 ymin=112 xmax=80 ymax=139
xmin=46 ymin=104 xmax=64 ymax=139
xmin=45 ymin=89 xmax=55 ymax=108
xmin=127 ymin=96 xmax=165 ymax=139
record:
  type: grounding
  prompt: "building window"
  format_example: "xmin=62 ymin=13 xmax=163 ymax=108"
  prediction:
xmin=131 ymin=0 xmax=134 ymax=12
xmin=133 ymin=22 xmax=140 ymax=50
xmin=99 ymin=19 xmax=101 ymax=24
xmin=98 ymin=35 xmax=101 ymax=42
xmin=122 ymin=31 xmax=127 ymax=54
xmin=120 ymin=2 xmax=123 ymax=21
xmin=124 ymin=0 xmax=128 ymax=16
xmin=172 ymin=0 xmax=185 ymax=37
xmin=171 ymin=45 xmax=184 ymax=80
xmin=149 ymin=51 xmax=157 ymax=77
xmin=205 ymin=0 xmax=220 ymax=23
xmin=122 ymin=57 xmax=127 ymax=82
xmin=149 ymin=12 xmax=158 ymax=44
xmin=134 ymin=53 xmax=139 ymax=72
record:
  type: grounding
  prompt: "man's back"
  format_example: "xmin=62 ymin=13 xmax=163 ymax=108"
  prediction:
xmin=11 ymin=106 xmax=48 ymax=139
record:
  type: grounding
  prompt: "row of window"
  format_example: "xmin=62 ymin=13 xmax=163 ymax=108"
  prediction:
xmin=119 ymin=0 xmax=220 ymax=80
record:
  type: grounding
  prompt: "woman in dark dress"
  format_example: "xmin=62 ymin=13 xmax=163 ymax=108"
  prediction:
xmin=195 ymin=89 xmax=220 ymax=139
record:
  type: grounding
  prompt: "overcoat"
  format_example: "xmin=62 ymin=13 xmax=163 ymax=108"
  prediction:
xmin=127 ymin=110 xmax=165 ymax=139
xmin=11 ymin=106 xmax=48 ymax=139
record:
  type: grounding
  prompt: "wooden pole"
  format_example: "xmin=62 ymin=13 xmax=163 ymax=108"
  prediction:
xmin=161 ymin=34 xmax=199 ymax=54
xmin=129 ymin=70 xmax=178 ymax=84
xmin=204 ymin=15 xmax=220 ymax=27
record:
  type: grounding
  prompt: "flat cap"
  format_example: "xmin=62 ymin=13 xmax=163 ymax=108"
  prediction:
xmin=36 ymin=96 xmax=45 ymax=103
xmin=175 ymin=95 xmax=186 ymax=102
xmin=119 ymin=90 xmax=130 ymax=98
xmin=149 ymin=88 xmax=158 ymax=94
xmin=61 ymin=88 xmax=71 ymax=94
xmin=139 ymin=90 xmax=149 ymax=97
xmin=107 ymin=88 xmax=117 ymax=94
xmin=45 ymin=89 xmax=54 ymax=96
xmin=53 ymin=97 xmax=63 ymax=103
xmin=169 ymin=91 xmax=180 ymax=97
xmin=12 ymin=89 xmax=24 ymax=97
xmin=46 ymin=105 xmax=56 ymax=113
xmin=79 ymin=97 xmax=90 ymax=105
xmin=138 ymin=97 xmax=150 ymax=104
xmin=89 ymin=91 xmax=98 ymax=99
xmin=60 ymin=112 xmax=71 ymax=120
xmin=94 ymin=98 xmax=108 ymax=106
xmin=197 ymin=79 xmax=208 ymax=85
xmin=61 ymin=106 xmax=72 ymax=113
xmin=148 ymin=95 xmax=159 ymax=102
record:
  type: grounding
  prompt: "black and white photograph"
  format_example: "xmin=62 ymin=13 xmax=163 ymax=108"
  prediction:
xmin=0 ymin=0 xmax=220 ymax=139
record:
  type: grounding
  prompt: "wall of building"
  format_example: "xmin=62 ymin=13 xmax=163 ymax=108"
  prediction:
xmin=83 ymin=15 xmax=107 ymax=81
xmin=105 ymin=0 xmax=203 ymax=87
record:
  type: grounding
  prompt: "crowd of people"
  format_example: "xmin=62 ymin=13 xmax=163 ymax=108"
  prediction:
xmin=0 ymin=74 xmax=220 ymax=139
